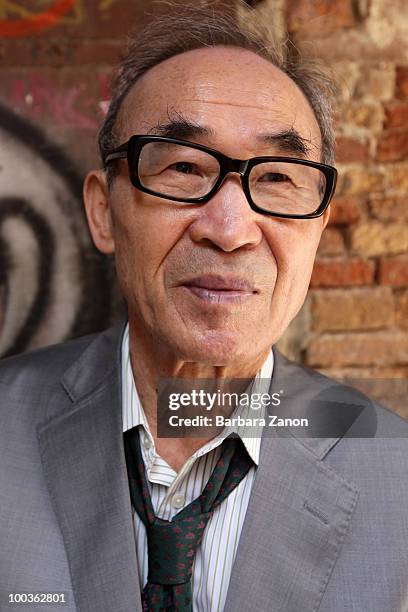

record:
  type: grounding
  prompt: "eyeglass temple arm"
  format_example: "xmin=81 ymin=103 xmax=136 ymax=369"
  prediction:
xmin=104 ymin=143 xmax=128 ymax=165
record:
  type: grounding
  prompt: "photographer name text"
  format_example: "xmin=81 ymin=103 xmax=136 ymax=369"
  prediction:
xmin=167 ymin=414 xmax=309 ymax=428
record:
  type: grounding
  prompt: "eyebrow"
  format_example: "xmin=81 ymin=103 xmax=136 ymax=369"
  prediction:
xmin=149 ymin=114 xmax=213 ymax=140
xmin=149 ymin=114 xmax=312 ymax=158
xmin=257 ymin=128 xmax=312 ymax=157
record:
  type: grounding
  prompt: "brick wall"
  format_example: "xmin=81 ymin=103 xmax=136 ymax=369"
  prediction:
xmin=0 ymin=1 xmax=407 ymax=412
xmin=276 ymin=0 xmax=408 ymax=401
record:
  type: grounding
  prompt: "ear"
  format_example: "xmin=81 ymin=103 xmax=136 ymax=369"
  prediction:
xmin=83 ymin=170 xmax=115 ymax=254
xmin=322 ymin=204 xmax=331 ymax=229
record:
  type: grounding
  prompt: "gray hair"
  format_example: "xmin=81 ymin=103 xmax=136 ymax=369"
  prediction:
xmin=99 ymin=2 xmax=336 ymax=185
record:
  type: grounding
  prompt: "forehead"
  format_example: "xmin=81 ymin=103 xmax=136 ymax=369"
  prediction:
xmin=119 ymin=46 xmax=321 ymax=155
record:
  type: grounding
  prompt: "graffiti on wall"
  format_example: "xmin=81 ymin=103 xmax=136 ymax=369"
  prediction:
xmin=0 ymin=103 xmax=111 ymax=358
xmin=0 ymin=0 xmax=119 ymax=37
xmin=8 ymin=74 xmax=108 ymax=131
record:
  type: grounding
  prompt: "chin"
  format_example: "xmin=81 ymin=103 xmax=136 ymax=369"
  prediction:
xmin=176 ymin=328 xmax=255 ymax=366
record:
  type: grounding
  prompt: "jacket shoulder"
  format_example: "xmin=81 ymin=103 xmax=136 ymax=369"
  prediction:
xmin=0 ymin=323 xmax=125 ymax=445
xmin=0 ymin=331 xmax=101 ymax=397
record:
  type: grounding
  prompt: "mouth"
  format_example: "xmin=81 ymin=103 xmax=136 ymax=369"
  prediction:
xmin=180 ymin=274 xmax=257 ymax=304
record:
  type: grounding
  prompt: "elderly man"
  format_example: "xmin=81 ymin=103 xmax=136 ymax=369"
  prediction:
xmin=0 ymin=5 xmax=407 ymax=612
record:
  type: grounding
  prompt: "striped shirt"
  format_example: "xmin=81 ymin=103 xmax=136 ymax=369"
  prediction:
xmin=121 ymin=324 xmax=273 ymax=611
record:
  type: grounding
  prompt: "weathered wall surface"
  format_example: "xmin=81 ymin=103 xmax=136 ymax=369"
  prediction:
xmin=270 ymin=0 xmax=408 ymax=415
xmin=0 ymin=0 xmax=407 ymax=413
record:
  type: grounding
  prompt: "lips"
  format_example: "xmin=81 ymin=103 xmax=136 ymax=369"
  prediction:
xmin=180 ymin=274 xmax=257 ymax=304
xmin=182 ymin=274 xmax=257 ymax=292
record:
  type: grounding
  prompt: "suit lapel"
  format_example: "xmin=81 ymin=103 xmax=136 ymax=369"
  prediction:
xmin=37 ymin=323 xmax=142 ymax=612
xmin=223 ymin=350 xmax=360 ymax=612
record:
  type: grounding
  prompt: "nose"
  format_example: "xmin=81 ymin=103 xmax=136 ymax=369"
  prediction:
xmin=188 ymin=174 xmax=263 ymax=252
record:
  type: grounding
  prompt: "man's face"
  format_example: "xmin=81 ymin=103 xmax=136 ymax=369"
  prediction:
xmin=88 ymin=46 xmax=329 ymax=368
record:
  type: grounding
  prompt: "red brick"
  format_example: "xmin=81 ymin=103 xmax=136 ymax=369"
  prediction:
xmin=384 ymin=102 xmax=408 ymax=129
xmin=350 ymin=222 xmax=408 ymax=257
xmin=69 ymin=40 xmax=123 ymax=66
xmin=335 ymin=136 xmax=369 ymax=163
xmin=342 ymin=102 xmax=384 ymax=132
xmin=332 ymin=61 xmax=361 ymax=102
xmin=318 ymin=366 xmax=408 ymax=378
xmin=306 ymin=332 xmax=408 ymax=367
xmin=396 ymin=290 xmax=408 ymax=329
xmin=311 ymin=258 xmax=374 ymax=287
xmin=376 ymin=129 xmax=408 ymax=162
xmin=337 ymin=167 xmax=385 ymax=196
xmin=44 ymin=1 xmax=145 ymax=40
xmin=303 ymin=32 xmax=408 ymax=63
xmin=354 ymin=64 xmax=395 ymax=102
xmin=310 ymin=287 xmax=394 ymax=332
xmin=328 ymin=196 xmax=361 ymax=225
xmin=0 ymin=39 xmax=123 ymax=68
xmin=0 ymin=40 xmax=62 ymax=68
xmin=317 ymin=228 xmax=345 ymax=256
xmin=369 ymin=196 xmax=408 ymax=222
xmin=387 ymin=163 xmax=408 ymax=193
xmin=287 ymin=0 xmax=355 ymax=33
xmin=1 ymin=70 xmax=109 ymax=131
xmin=379 ymin=255 xmax=408 ymax=286
xmin=396 ymin=66 xmax=408 ymax=99
xmin=0 ymin=1 xmax=142 ymax=44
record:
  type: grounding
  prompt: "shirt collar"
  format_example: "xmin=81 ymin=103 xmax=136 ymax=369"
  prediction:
xmin=121 ymin=323 xmax=274 ymax=465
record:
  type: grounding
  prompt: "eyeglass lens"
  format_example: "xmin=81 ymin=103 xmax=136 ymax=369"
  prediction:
xmin=137 ymin=141 xmax=326 ymax=214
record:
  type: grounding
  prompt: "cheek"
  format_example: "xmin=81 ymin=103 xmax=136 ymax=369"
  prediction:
xmin=110 ymin=187 xmax=192 ymax=293
xmin=267 ymin=222 xmax=323 ymax=292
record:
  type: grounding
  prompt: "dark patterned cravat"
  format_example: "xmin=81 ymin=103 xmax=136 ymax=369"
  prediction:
xmin=124 ymin=428 xmax=254 ymax=612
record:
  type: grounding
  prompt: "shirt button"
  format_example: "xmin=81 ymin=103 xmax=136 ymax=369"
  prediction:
xmin=172 ymin=493 xmax=185 ymax=509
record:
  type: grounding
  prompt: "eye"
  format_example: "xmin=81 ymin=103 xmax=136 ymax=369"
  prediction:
xmin=258 ymin=172 xmax=290 ymax=183
xmin=170 ymin=161 xmax=200 ymax=175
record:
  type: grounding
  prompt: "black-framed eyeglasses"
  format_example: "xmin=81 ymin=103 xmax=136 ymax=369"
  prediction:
xmin=104 ymin=135 xmax=337 ymax=219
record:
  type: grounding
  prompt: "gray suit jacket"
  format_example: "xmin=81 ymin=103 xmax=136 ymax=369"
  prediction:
xmin=0 ymin=322 xmax=407 ymax=612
